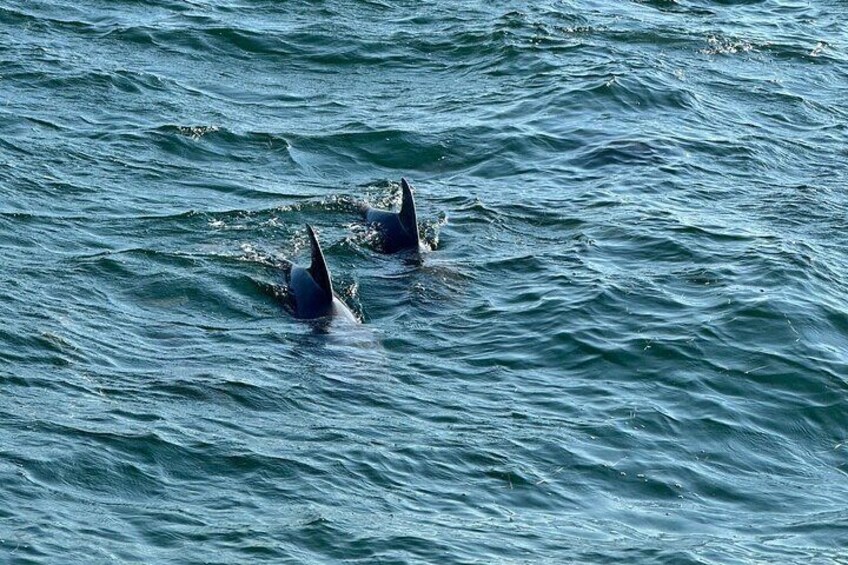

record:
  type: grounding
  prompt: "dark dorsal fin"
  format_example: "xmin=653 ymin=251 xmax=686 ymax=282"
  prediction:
xmin=306 ymin=225 xmax=333 ymax=298
xmin=399 ymin=178 xmax=420 ymax=241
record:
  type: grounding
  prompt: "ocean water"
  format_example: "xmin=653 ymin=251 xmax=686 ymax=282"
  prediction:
xmin=1 ymin=0 xmax=847 ymax=562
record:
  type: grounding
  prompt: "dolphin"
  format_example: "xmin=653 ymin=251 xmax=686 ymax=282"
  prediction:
xmin=362 ymin=178 xmax=422 ymax=254
xmin=282 ymin=225 xmax=358 ymax=323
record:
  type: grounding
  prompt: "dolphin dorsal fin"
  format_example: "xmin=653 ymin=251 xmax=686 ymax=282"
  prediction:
xmin=399 ymin=178 xmax=419 ymax=240
xmin=306 ymin=225 xmax=333 ymax=298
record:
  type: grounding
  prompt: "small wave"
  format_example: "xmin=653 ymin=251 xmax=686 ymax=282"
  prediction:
xmin=573 ymin=138 xmax=678 ymax=170
xmin=702 ymin=35 xmax=757 ymax=55
xmin=144 ymin=125 xmax=298 ymax=167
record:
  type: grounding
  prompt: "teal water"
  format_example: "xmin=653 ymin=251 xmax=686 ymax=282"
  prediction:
xmin=2 ymin=1 xmax=847 ymax=562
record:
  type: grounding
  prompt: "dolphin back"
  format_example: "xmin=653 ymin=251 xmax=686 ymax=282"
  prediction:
xmin=288 ymin=265 xmax=333 ymax=318
xmin=363 ymin=178 xmax=421 ymax=253
xmin=285 ymin=225 xmax=335 ymax=319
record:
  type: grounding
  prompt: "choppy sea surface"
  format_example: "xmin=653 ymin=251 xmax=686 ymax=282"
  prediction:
xmin=2 ymin=1 xmax=847 ymax=563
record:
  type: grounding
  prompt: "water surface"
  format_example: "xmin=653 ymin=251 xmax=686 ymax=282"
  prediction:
xmin=1 ymin=1 xmax=847 ymax=562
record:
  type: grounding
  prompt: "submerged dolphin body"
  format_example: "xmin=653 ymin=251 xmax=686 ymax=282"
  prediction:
xmin=283 ymin=225 xmax=358 ymax=323
xmin=363 ymin=178 xmax=422 ymax=254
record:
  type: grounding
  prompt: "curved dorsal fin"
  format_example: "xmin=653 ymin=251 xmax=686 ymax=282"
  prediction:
xmin=399 ymin=178 xmax=419 ymax=240
xmin=306 ymin=225 xmax=333 ymax=298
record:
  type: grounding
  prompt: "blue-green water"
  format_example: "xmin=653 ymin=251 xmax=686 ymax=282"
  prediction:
xmin=2 ymin=1 xmax=847 ymax=562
